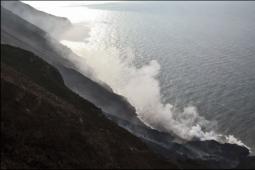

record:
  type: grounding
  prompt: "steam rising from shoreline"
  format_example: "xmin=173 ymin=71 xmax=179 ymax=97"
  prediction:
xmin=7 ymin=0 xmax=249 ymax=150
xmin=61 ymin=40 xmax=250 ymax=149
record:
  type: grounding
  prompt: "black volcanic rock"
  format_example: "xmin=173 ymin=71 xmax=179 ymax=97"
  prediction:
xmin=236 ymin=156 xmax=255 ymax=169
xmin=1 ymin=4 xmax=164 ymax=145
xmin=1 ymin=5 xmax=149 ymax=134
xmin=144 ymin=139 xmax=250 ymax=169
xmin=1 ymin=45 xmax=178 ymax=169
xmin=183 ymin=140 xmax=250 ymax=168
xmin=186 ymin=140 xmax=249 ymax=160
xmin=1 ymin=1 xmax=254 ymax=169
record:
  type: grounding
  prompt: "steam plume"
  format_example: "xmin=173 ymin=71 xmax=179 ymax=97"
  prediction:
xmin=60 ymin=40 xmax=250 ymax=149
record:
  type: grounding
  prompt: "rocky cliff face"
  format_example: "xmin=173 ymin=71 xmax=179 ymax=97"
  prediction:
xmin=1 ymin=45 xmax=177 ymax=169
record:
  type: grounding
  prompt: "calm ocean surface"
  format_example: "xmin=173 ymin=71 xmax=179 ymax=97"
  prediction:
xmin=28 ymin=1 xmax=255 ymax=152
xmin=85 ymin=2 xmax=255 ymax=152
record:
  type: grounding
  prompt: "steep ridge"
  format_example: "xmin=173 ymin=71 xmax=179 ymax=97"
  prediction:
xmin=1 ymin=2 xmax=254 ymax=169
xmin=1 ymin=1 xmax=89 ymax=41
xmin=1 ymin=6 xmax=138 ymax=124
xmin=1 ymin=44 xmax=178 ymax=169
xmin=1 ymin=4 xmax=180 ymax=147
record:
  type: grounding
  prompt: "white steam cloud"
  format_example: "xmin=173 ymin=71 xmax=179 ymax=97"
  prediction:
xmin=2 ymin=0 xmax=250 ymax=152
xmin=60 ymin=40 xmax=250 ymax=150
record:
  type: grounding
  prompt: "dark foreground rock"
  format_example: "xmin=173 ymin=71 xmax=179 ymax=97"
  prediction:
xmin=1 ymin=45 xmax=178 ymax=169
xmin=1 ymin=43 xmax=253 ymax=169
xmin=236 ymin=156 xmax=255 ymax=169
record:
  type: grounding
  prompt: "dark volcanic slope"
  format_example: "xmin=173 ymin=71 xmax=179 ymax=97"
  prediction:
xmin=1 ymin=2 xmax=254 ymax=169
xmin=1 ymin=1 xmax=71 ymax=40
xmin=1 ymin=1 xmax=89 ymax=41
xmin=1 ymin=5 xmax=142 ymax=126
xmin=1 ymin=44 xmax=177 ymax=169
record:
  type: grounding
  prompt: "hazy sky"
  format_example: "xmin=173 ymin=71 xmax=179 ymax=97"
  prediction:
xmin=22 ymin=1 xmax=119 ymax=9
xmin=22 ymin=1 xmax=120 ymax=23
